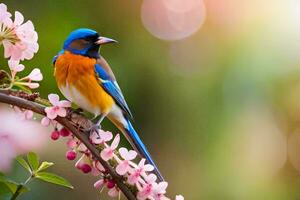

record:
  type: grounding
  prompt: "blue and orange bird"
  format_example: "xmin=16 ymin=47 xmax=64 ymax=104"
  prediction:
xmin=53 ymin=28 xmax=164 ymax=181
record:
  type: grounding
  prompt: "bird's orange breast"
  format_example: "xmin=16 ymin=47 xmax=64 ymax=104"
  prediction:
xmin=54 ymin=51 xmax=114 ymax=114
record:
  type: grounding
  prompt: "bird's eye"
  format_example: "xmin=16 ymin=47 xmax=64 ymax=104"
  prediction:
xmin=69 ymin=39 xmax=90 ymax=50
xmin=82 ymin=39 xmax=90 ymax=44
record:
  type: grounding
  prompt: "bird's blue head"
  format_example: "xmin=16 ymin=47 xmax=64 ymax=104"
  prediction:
xmin=63 ymin=28 xmax=117 ymax=58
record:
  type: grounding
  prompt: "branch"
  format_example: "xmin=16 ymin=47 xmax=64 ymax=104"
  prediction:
xmin=0 ymin=91 xmax=136 ymax=200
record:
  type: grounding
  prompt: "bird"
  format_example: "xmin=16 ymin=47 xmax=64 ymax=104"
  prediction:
xmin=53 ymin=28 xmax=164 ymax=181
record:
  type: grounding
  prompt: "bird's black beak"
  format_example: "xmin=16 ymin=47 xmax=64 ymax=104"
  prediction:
xmin=95 ymin=36 xmax=118 ymax=45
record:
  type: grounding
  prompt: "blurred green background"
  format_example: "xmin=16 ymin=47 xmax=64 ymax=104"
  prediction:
xmin=2 ymin=0 xmax=300 ymax=199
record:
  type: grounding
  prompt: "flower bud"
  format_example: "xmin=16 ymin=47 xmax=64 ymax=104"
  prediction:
xmin=60 ymin=127 xmax=71 ymax=137
xmin=81 ymin=164 xmax=92 ymax=173
xmin=51 ymin=130 xmax=60 ymax=140
xmin=66 ymin=150 xmax=76 ymax=160
xmin=107 ymin=180 xmax=115 ymax=189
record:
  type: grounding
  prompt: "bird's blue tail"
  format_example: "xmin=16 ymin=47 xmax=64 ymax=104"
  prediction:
xmin=122 ymin=118 xmax=164 ymax=181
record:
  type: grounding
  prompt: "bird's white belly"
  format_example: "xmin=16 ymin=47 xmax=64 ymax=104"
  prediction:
xmin=59 ymin=84 xmax=101 ymax=116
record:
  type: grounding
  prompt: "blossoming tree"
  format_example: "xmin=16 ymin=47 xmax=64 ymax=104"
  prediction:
xmin=0 ymin=3 xmax=183 ymax=200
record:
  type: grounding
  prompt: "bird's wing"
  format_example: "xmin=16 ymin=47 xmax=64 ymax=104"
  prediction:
xmin=94 ymin=63 xmax=133 ymax=119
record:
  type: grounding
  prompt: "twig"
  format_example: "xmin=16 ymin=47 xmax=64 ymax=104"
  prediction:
xmin=0 ymin=91 xmax=136 ymax=200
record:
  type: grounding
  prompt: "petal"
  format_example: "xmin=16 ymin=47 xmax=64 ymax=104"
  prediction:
xmin=48 ymin=94 xmax=59 ymax=106
xmin=24 ymin=110 xmax=33 ymax=119
xmin=116 ymin=161 xmax=129 ymax=175
xmin=58 ymin=100 xmax=71 ymax=108
xmin=27 ymin=82 xmax=39 ymax=89
xmin=90 ymin=132 xmax=102 ymax=144
xmin=146 ymin=173 xmax=157 ymax=183
xmin=127 ymin=150 xmax=137 ymax=160
xmin=100 ymin=148 xmax=113 ymax=161
xmin=111 ymin=134 xmax=120 ymax=149
xmin=119 ymin=147 xmax=129 ymax=160
xmin=66 ymin=138 xmax=77 ymax=148
xmin=91 ymin=167 xmax=101 ymax=176
xmin=138 ymin=158 xmax=146 ymax=168
xmin=144 ymin=164 xmax=154 ymax=172
xmin=94 ymin=179 xmax=105 ymax=189
xmin=99 ymin=131 xmax=113 ymax=142
xmin=27 ymin=68 xmax=43 ymax=81
xmin=127 ymin=173 xmax=140 ymax=185
xmin=155 ymin=181 xmax=168 ymax=194
xmin=45 ymin=107 xmax=57 ymax=119
xmin=175 ymin=195 xmax=184 ymax=200
xmin=41 ymin=117 xmax=50 ymax=126
xmin=108 ymin=187 xmax=119 ymax=198
xmin=14 ymin=11 xmax=24 ymax=25
xmin=56 ymin=107 xmax=67 ymax=117
xmin=119 ymin=148 xmax=137 ymax=160
xmin=15 ymin=64 xmax=25 ymax=72
xmin=8 ymin=59 xmax=18 ymax=70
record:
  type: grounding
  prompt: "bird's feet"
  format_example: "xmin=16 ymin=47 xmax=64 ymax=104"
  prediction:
xmin=88 ymin=124 xmax=101 ymax=136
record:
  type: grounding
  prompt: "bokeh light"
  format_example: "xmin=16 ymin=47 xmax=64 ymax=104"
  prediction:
xmin=141 ymin=0 xmax=206 ymax=41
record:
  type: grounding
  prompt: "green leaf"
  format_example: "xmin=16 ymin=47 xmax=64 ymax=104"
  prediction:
xmin=0 ymin=182 xmax=12 ymax=195
xmin=16 ymin=156 xmax=32 ymax=172
xmin=3 ymin=181 xmax=17 ymax=193
xmin=0 ymin=172 xmax=6 ymax=182
xmin=27 ymin=152 xmax=39 ymax=171
xmin=36 ymin=172 xmax=73 ymax=189
xmin=37 ymin=161 xmax=54 ymax=172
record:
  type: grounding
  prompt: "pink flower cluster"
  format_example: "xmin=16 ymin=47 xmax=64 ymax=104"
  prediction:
xmin=41 ymin=94 xmax=71 ymax=126
xmin=8 ymin=59 xmax=43 ymax=89
xmin=0 ymin=3 xmax=41 ymax=90
xmin=0 ymin=3 xmax=38 ymax=61
xmin=46 ymin=122 xmax=184 ymax=200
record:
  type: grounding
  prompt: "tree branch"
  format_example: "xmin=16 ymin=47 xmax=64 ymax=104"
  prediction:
xmin=0 ymin=91 xmax=136 ymax=200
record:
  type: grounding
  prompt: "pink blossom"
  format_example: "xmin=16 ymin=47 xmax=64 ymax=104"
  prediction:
xmin=0 ymin=6 xmax=38 ymax=61
xmin=116 ymin=147 xmax=137 ymax=175
xmin=128 ymin=158 xmax=154 ymax=185
xmin=100 ymin=134 xmax=120 ymax=161
xmin=0 ymin=107 xmax=47 ymax=172
xmin=152 ymin=182 xmax=168 ymax=200
xmin=44 ymin=94 xmax=71 ymax=120
xmin=90 ymin=130 xmax=113 ymax=144
xmin=0 ymin=3 xmax=12 ymax=25
xmin=26 ymin=68 xmax=43 ymax=81
xmin=8 ymin=60 xmax=24 ymax=73
xmin=137 ymin=174 xmax=157 ymax=200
